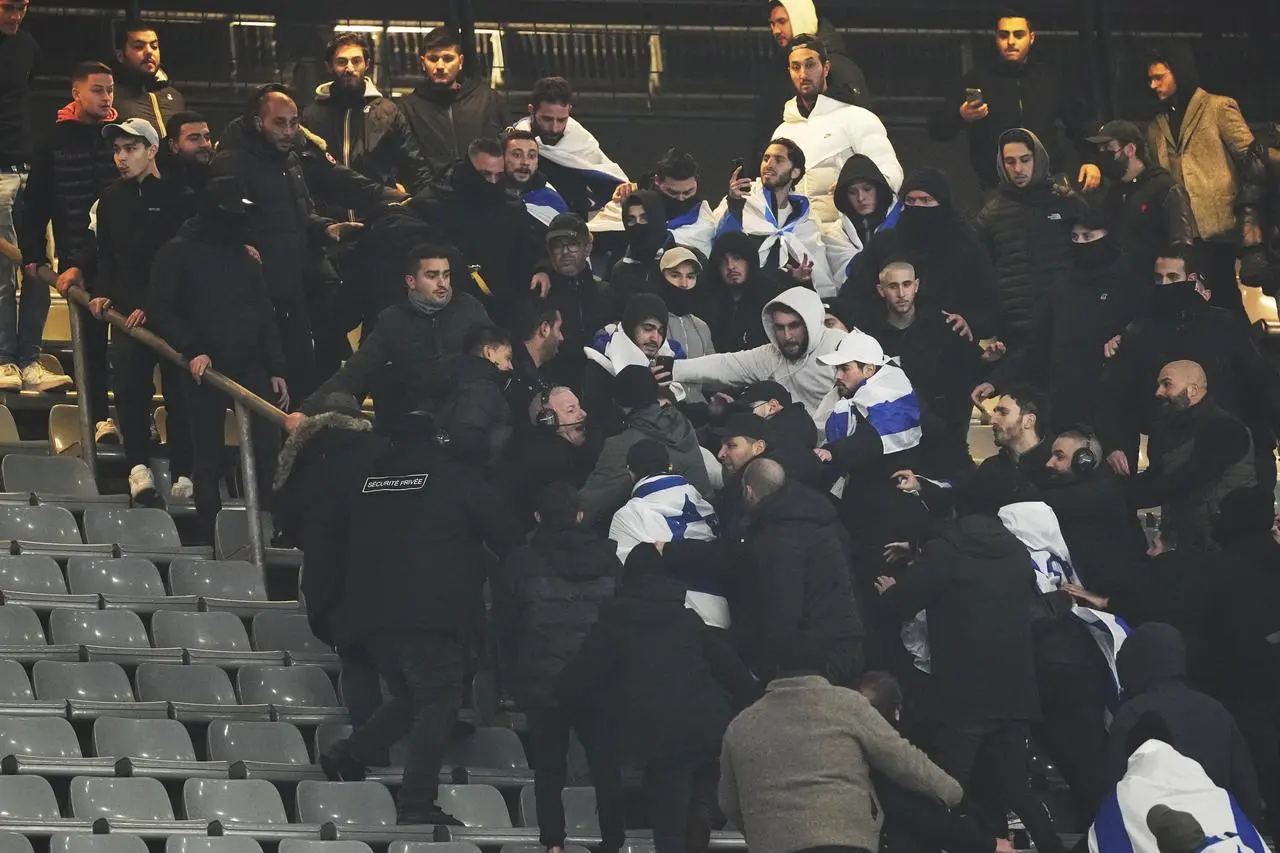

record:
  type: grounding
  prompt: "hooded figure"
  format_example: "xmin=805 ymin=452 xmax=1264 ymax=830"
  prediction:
xmin=974 ymin=127 xmax=1077 ymax=345
xmin=823 ymin=154 xmax=902 ymax=282
xmin=1107 ymin=623 xmax=1263 ymax=826
xmin=707 ymin=231 xmax=776 ymax=353
xmin=673 ymin=286 xmax=845 ymax=425
xmin=847 ymin=167 xmax=1002 ymax=339
xmin=609 ymin=190 xmax=673 ymax=301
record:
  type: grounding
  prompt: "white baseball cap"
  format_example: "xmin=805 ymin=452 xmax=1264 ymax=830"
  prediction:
xmin=102 ymin=117 xmax=160 ymax=148
xmin=817 ymin=329 xmax=888 ymax=367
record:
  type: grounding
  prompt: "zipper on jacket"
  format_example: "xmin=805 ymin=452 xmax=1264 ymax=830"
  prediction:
xmin=448 ymin=105 xmax=456 ymax=158
xmin=342 ymin=108 xmax=356 ymax=221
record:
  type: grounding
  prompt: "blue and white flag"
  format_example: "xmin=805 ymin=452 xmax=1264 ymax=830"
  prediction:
xmin=588 ymin=197 xmax=717 ymax=257
xmin=823 ymin=362 xmax=922 ymax=454
xmin=1090 ymin=740 xmax=1269 ymax=853
xmin=522 ymin=183 xmax=569 ymax=225
xmin=511 ymin=116 xmax=628 ymax=210
xmin=585 ymin=323 xmax=687 ymax=402
xmin=999 ymin=501 xmax=1132 ymax=715
xmin=713 ymin=182 xmax=837 ymax=296
xmin=609 ymin=474 xmax=725 ymax=627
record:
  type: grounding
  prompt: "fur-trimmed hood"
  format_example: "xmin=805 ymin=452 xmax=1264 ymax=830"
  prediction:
xmin=274 ymin=410 xmax=371 ymax=491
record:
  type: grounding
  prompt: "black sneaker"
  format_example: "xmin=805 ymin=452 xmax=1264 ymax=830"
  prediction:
xmin=399 ymin=807 xmax=464 ymax=826
xmin=319 ymin=739 xmax=367 ymax=782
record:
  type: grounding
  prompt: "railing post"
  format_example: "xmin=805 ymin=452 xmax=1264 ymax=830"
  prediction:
xmin=66 ymin=302 xmax=98 ymax=478
xmin=234 ymin=400 xmax=267 ymax=581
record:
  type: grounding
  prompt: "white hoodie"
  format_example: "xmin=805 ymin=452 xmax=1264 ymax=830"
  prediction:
xmin=774 ymin=94 xmax=903 ymax=225
xmin=672 ymin=286 xmax=843 ymax=426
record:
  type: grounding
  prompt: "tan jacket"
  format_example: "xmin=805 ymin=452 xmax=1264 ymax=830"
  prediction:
xmin=1148 ymin=88 xmax=1256 ymax=242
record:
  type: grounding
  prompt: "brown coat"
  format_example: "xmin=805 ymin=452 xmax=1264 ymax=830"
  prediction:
xmin=1148 ymin=89 xmax=1256 ymax=243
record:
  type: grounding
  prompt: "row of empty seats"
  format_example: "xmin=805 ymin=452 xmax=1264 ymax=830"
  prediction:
xmin=0 ymin=837 xmax=620 ymax=853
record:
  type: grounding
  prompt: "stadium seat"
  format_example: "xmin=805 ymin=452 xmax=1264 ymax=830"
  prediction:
xmin=0 ymin=715 xmax=116 ymax=778
xmin=0 ymin=833 xmax=34 ymax=853
xmin=0 ymin=774 xmax=67 ymax=820
xmin=517 ymin=785 xmax=599 ymax=833
xmin=93 ymin=716 xmax=230 ymax=780
xmin=295 ymin=781 xmax=397 ymax=826
xmin=170 ymin=559 xmax=296 ymax=615
xmin=0 ymin=554 xmax=98 ymax=611
xmin=0 ymin=659 xmax=62 ymax=716
xmin=135 ymin=662 xmax=269 ymax=723
xmin=207 ymin=720 xmax=322 ymax=781
xmin=49 ymin=834 xmax=149 ymax=853
xmin=444 ymin=728 xmax=530 ymax=786
xmin=33 ymin=660 xmax=166 ymax=720
xmin=68 ymin=557 xmax=192 ymax=613
xmin=251 ymin=612 xmax=337 ymax=668
xmin=0 ymin=603 xmax=78 ymax=663
xmin=236 ymin=665 xmax=346 ymax=724
xmin=152 ymin=611 xmax=284 ymax=668
xmin=2 ymin=455 xmax=128 ymax=511
xmin=84 ymin=508 xmax=181 ymax=550
xmin=500 ymin=846 xmax=590 ymax=853
xmin=0 ymin=505 xmax=114 ymax=562
xmin=166 ymin=838 xmax=264 ymax=853
xmin=215 ymin=510 xmax=301 ymax=570
xmin=182 ymin=778 xmax=289 ymax=824
xmin=388 ymin=844 xmax=484 ymax=853
xmin=279 ymin=843 xmax=373 ymax=853
xmin=69 ymin=776 xmax=175 ymax=820
xmin=49 ymin=608 xmax=182 ymax=665
xmin=437 ymin=785 xmax=512 ymax=828
xmin=620 ymin=844 xmax=656 ymax=853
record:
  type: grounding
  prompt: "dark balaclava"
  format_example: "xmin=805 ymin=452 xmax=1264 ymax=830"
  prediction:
xmin=622 ymin=190 xmax=670 ymax=261
xmin=198 ymin=176 xmax=253 ymax=243
xmin=1070 ymin=193 xmax=1122 ymax=271
xmin=896 ymin=167 xmax=956 ymax=238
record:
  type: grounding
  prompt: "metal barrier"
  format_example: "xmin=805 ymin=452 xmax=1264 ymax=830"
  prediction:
xmin=63 ymin=285 xmax=284 ymax=577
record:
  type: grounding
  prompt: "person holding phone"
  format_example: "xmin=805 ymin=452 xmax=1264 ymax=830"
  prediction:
xmin=927 ymin=11 xmax=1100 ymax=193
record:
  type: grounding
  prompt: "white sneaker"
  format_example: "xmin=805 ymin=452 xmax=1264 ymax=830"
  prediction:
xmin=170 ymin=476 xmax=194 ymax=500
xmin=95 ymin=419 xmax=120 ymax=444
xmin=0 ymin=363 xmax=20 ymax=391
xmin=128 ymin=464 xmax=158 ymax=503
xmin=20 ymin=361 xmax=72 ymax=392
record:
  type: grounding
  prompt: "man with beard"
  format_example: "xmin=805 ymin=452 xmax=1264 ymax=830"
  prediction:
xmin=1145 ymin=42 xmax=1271 ymax=306
xmin=408 ymin=137 xmax=546 ymax=327
xmin=591 ymin=148 xmax=717 ymax=260
xmin=111 ymin=21 xmax=185 ymax=138
xmin=927 ymin=11 xmax=1098 ymax=193
xmin=706 ymin=232 xmax=774 ymax=353
xmin=975 ymin=204 xmax=1145 ymax=430
xmin=974 ymin=128 xmax=1078 ymax=347
xmin=1087 ymin=120 xmax=1196 ymax=280
xmin=397 ymin=26 xmax=504 ymax=177
xmin=749 ymin=0 xmax=872 ymax=177
xmin=774 ymin=37 xmax=902 ymax=227
xmin=512 ymin=76 xmax=629 ymax=217
xmin=498 ymin=387 xmax=599 ymax=530
xmin=583 ymin=293 xmax=685 ymax=438
xmin=302 ymin=33 xmax=432 ymax=195
xmin=1097 ymin=245 xmax=1280 ymax=489
xmin=541 ymin=213 xmax=616 ymax=390
xmin=848 ymin=167 xmax=1001 ymax=341
xmin=165 ymin=110 xmax=213 ymax=193
xmin=504 ymin=128 xmax=569 ymax=227
xmin=1130 ymin=360 xmax=1257 ymax=553
xmin=822 ymin=154 xmax=901 ymax=284
xmin=716 ymin=138 xmax=838 ymax=296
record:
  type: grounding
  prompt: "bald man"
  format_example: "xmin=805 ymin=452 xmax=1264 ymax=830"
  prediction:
xmin=1130 ymin=359 xmax=1257 ymax=551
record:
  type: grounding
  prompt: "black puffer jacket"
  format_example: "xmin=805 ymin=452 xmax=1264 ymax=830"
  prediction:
xmin=433 ymin=353 xmax=513 ymax=469
xmin=92 ymin=174 xmax=193 ymax=313
xmin=1107 ymin=623 xmax=1262 ymax=825
xmin=398 ymin=76 xmax=506 ymax=177
xmin=301 ymin=295 xmax=492 ymax=422
xmin=494 ymin=525 xmax=619 ymax=709
xmin=1110 ymin=164 xmax=1197 ymax=281
xmin=974 ymin=128 xmax=1077 ymax=344
xmin=20 ymin=104 xmax=118 ymax=271
xmin=706 ymin=231 xmax=775 ymax=353
xmin=302 ymin=79 xmax=433 ymax=194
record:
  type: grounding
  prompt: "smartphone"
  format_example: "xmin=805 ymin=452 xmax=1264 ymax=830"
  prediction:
xmin=729 ymin=157 xmax=745 ymax=174
xmin=965 ymin=87 xmax=985 ymax=106
xmin=653 ymin=355 xmax=675 ymax=374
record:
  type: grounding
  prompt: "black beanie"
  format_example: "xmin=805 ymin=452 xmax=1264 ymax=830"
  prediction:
xmin=900 ymin=167 xmax=953 ymax=208
xmin=626 ymin=438 xmax=671 ymax=478
xmin=613 ymin=364 xmax=660 ymax=410
xmin=622 ymin=293 xmax=669 ymax=338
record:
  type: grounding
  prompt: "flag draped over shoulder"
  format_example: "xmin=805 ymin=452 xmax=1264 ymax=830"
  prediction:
xmin=823 ymin=361 xmax=922 ymax=453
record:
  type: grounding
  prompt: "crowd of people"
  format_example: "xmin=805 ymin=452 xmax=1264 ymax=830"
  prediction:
xmin=4 ymin=0 xmax=1280 ymax=850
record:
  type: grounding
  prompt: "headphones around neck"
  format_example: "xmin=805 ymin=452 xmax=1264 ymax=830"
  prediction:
xmin=1064 ymin=423 xmax=1100 ymax=474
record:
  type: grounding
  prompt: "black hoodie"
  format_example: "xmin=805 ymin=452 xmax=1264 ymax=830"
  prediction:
xmin=706 ymin=231 xmax=775 ymax=352
xmin=608 ymin=190 xmax=671 ymax=302
xmin=833 ymin=154 xmax=896 ymax=247
xmin=1108 ymin=623 xmax=1262 ymax=824
xmin=398 ymin=75 xmax=506 ymax=176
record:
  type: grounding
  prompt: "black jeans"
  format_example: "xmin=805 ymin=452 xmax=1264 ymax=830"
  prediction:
xmin=1034 ymin=660 xmax=1110 ymax=820
xmin=346 ymin=632 xmax=467 ymax=817
xmin=112 ymin=333 xmax=192 ymax=474
xmin=79 ymin=307 xmax=110 ymax=424
xmin=183 ymin=361 xmax=278 ymax=542
xmin=1200 ymin=239 xmax=1243 ymax=316
xmin=929 ymin=720 xmax=1063 ymax=853
xmin=642 ymin=749 xmax=720 ymax=853
xmin=525 ymin=705 xmax=625 ymax=851
xmin=273 ymin=298 xmax=317 ymax=403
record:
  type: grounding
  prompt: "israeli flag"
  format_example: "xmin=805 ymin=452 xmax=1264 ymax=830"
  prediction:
xmin=713 ymin=182 xmax=837 ymax=296
xmin=588 ymin=198 xmax=717 ymax=257
xmin=511 ymin=116 xmax=629 ymax=209
xmin=1090 ymin=740 xmax=1269 ymax=853
xmin=824 ymin=362 xmax=922 ymax=454
xmin=522 ymin=183 xmax=569 ymax=225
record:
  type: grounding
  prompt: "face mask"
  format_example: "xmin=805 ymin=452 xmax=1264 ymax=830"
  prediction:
xmin=1098 ymin=152 xmax=1128 ymax=181
xmin=898 ymin=205 xmax=946 ymax=233
xmin=1072 ymin=237 xmax=1120 ymax=270
xmin=1151 ymin=280 xmax=1202 ymax=317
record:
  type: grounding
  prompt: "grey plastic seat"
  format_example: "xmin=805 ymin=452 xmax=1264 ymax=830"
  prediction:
xmin=170 ymin=559 xmax=266 ymax=600
xmin=237 ymin=665 xmax=344 ymax=724
xmin=517 ymin=785 xmax=599 ymax=833
xmin=3 ymin=455 xmax=102 ymax=497
xmin=0 ymin=715 xmax=81 ymax=758
xmin=93 ymin=717 xmax=197 ymax=761
xmin=295 ymin=781 xmax=397 ymax=826
xmin=49 ymin=835 xmax=149 ymax=853
xmin=445 ymin=728 xmax=529 ymax=771
xmin=0 ymin=832 xmax=35 ymax=853
xmin=49 ymin=608 xmax=180 ymax=666
xmin=182 ymin=778 xmax=289 ymax=824
xmin=500 ymin=846 xmax=590 ymax=853
xmin=33 ymin=660 xmax=164 ymax=722
xmin=165 ymin=838 xmax=264 ymax=853
xmin=0 ymin=555 xmax=67 ymax=593
xmin=0 ymin=604 xmax=46 ymax=644
xmin=0 ymin=658 xmax=60 ymax=713
xmin=215 ymin=510 xmax=300 ymax=570
xmin=0 ymin=505 xmax=82 ymax=544
xmin=251 ymin=611 xmax=335 ymax=668
xmin=279 ymin=843 xmax=373 ymax=853
xmin=153 ymin=611 xmax=283 ymax=668
xmin=135 ymin=662 xmax=267 ymax=723
xmin=66 ymin=557 xmax=167 ymax=601
xmin=207 ymin=720 xmax=311 ymax=765
xmin=388 ymin=845 xmax=484 ymax=853
xmin=84 ymin=508 xmax=182 ymax=550
xmin=69 ymin=776 xmax=175 ymax=820
xmin=437 ymin=784 xmax=512 ymax=828
xmin=0 ymin=775 xmax=63 ymax=819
